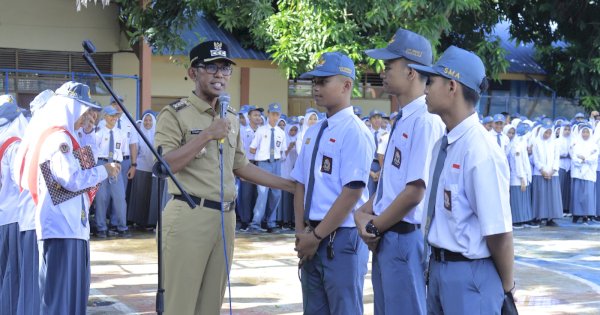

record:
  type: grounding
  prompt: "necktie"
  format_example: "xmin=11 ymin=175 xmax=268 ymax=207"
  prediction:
xmin=303 ymin=120 xmax=329 ymax=222
xmin=497 ymin=133 xmax=501 ymax=147
xmin=375 ymin=111 xmax=402 ymax=203
xmin=108 ymin=129 xmax=114 ymax=163
xmin=373 ymin=131 xmax=379 ymax=158
xmin=117 ymin=118 xmax=121 ymax=129
xmin=270 ymin=127 xmax=275 ymax=162
xmin=423 ymin=135 xmax=449 ymax=258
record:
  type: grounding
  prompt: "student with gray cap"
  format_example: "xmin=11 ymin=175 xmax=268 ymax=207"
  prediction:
xmin=409 ymin=46 xmax=515 ymax=314
xmin=292 ymin=52 xmax=374 ymax=314
xmin=248 ymin=102 xmax=287 ymax=233
xmin=356 ymin=27 xmax=444 ymax=315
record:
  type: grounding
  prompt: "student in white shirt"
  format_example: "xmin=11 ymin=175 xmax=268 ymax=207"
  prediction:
xmin=531 ymin=121 xmax=563 ymax=226
xmin=0 ymin=96 xmax=27 ymax=315
xmin=238 ymin=105 xmax=263 ymax=231
xmin=292 ymin=52 xmax=374 ymax=315
xmin=16 ymin=82 xmax=119 ymax=315
xmin=94 ymin=106 xmax=130 ymax=237
xmin=557 ymin=122 xmax=573 ymax=215
xmin=507 ymin=124 xmax=537 ymax=228
xmin=248 ymin=103 xmax=287 ymax=233
xmin=570 ymin=123 xmax=598 ymax=223
xmin=368 ymin=109 xmax=386 ymax=195
xmin=409 ymin=46 xmax=515 ymax=314
xmin=356 ymin=28 xmax=444 ymax=315
xmin=491 ymin=113 xmax=510 ymax=156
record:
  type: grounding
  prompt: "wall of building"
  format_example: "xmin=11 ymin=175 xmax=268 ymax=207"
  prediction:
xmin=0 ymin=0 xmax=120 ymax=52
xmin=248 ymin=68 xmax=289 ymax=113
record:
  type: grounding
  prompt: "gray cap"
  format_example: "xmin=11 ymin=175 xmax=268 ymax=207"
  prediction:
xmin=408 ymin=46 xmax=486 ymax=94
xmin=365 ymin=28 xmax=433 ymax=66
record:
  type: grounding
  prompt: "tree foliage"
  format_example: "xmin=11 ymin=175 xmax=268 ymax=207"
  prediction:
xmin=110 ymin=0 xmax=598 ymax=110
xmin=499 ymin=0 xmax=600 ymax=111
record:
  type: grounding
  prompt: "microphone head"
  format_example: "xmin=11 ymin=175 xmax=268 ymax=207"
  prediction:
xmin=82 ymin=40 xmax=97 ymax=54
xmin=218 ymin=93 xmax=230 ymax=118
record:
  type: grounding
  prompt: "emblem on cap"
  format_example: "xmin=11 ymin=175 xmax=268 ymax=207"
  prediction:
xmin=405 ymin=48 xmax=423 ymax=57
xmin=317 ymin=57 xmax=326 ymax=67
xmin=274 ymin=104 xmax=279 ymax=108
xmin=443 ymin=67 xmax=460 ymax=79
xmin=210 ymin=41 xmax=227 ymax=58
xmin=338 ymin=67 xmax=352 ymax=74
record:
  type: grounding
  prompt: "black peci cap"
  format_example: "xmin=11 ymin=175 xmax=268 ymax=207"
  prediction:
xmin=189 ymin=40 xmax=236 ymax=67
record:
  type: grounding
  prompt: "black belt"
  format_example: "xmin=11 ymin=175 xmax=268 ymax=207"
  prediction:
xmin=307 ymin=220 xmax=353 ymax=231
xmin=258 ymin=159 xmax=280 ymax=163
xmin=387 ymin=221 xmax=420 ymax=234
xmin=98 ymin=158 xmax=120 ymax=163
xmin=431 ymin=247 xmax=479 ymax=262
xmin=173 ymin=195 xmax=232 ymax=211
xmin=123 ymin=156 xmax=130 ymax=160
xmin=249 ymin=160 xmax=258 ymax=165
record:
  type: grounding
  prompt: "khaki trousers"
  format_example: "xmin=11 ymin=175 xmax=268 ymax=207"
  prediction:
xmin=161 ymin=198 xmax=235 ymax=315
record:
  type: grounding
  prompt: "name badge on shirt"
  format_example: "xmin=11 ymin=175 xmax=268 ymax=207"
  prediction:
xmin=305 ymin=138 xmax=311 ymax=145
xmin=444 ymin=189 xmax=452 ymax=211
xmin=190 ymin=129 xmax=202 ymax=135
xmin=116 ymin=142 xmax=121 ymax=149
xmin=276 ymin=140 xmax=281 ymax=147
xmin=392 ymin=147 xmax=402 ymax=168
xmin=321 ymin=155 xmax=332 ymax=174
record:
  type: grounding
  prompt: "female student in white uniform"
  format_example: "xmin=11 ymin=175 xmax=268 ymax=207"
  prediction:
xmin=531 ymin=121 xmax=563 ymax=226
xmin=295 ymin=109 xmax=319 ymax=154
xmin=0 ymin=96 xmax=27 ymax=315
xmin=557 ymin=122 xmax=573 ymax=215
xmin=128 ymin=111 xmax=163 ymax=228
xmin=16 ymin=82 xmax=120 ymax=314
xmin=570 ymin=123 xmax=598 ymax=223
xmin=507 ymin=123 xmax=536 ymax=228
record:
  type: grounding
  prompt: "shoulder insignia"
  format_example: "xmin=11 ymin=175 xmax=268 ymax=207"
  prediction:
xmin=169 ymin=99 xmax=190 ymax=112
xmin=59 ymin=143 xmax=70 ymax=154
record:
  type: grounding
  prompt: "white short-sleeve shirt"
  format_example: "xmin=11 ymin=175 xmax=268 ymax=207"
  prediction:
xmin=424 ymin=112 xmax=512 ymax=259
xmin=241 ymin=125 xmax=258 ymax=160
xmin=250 ymin=124 xmax=287 ymax=161
xmin=95 ymin=125 xmax=127 ymax=162
xmin=373 ymin=96 xmax=445 ymax=223
xmin=291 ymin=106 xmax=375 ymax=227
xmin=490 ymin=129 xmax=510 ymax=156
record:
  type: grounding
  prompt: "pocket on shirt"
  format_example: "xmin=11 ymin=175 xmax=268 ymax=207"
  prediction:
xmin=442 ymin=184 xmax=458 ymax=212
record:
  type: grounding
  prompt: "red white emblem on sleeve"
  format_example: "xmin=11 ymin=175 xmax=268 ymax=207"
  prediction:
xmin=59 ymin=143 xmax=70 ymax=153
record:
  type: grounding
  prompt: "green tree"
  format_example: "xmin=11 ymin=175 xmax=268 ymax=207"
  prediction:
xmin=499 ymin=0 xmax=600 ymax=111
xmin=113 ymin=0 xmax=509 ymax=81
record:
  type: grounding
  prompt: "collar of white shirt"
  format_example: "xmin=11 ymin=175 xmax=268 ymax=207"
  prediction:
xmin=447 ymin=112 xmax=480 ymax=145
xmin=398 ymin=95 xmax=426 ymax=122
xmin=326 ymin=106 xmax=354 ymax=131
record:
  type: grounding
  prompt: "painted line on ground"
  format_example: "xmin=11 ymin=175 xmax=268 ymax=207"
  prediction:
xmin=515 ymin=259 xmax=600 ymax=295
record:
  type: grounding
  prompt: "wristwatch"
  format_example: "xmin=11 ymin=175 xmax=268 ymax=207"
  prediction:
xmin=365 ymin=220 xmax=382 ymax=237
xmin=131 ymin=163 xmax=137 ymax=167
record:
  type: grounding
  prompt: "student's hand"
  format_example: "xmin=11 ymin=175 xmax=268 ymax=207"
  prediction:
xmin=295 ymin=228 xmax=320 ymax=262
xmin=520 ymin=179 xmax=527 ymax=192
xmin=370 ymin=171 xmax=380 ymax=181
xmin=104 ymin=162 xmax=121 ymax=178
xmin=206 ymin=118 xmax=231 ymax=141
xmin=127 ymin=165 xmax=136 ymax=179
xmin=354 ymin=211 xmax=380 ymax=251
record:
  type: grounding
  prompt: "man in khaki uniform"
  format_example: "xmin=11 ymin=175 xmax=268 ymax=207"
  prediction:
xmin=154 ymin=40 xmax=295 ymax=314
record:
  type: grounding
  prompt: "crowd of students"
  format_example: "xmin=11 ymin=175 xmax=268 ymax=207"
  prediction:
xmin=235 ymin=107 xmax=600 ymax=232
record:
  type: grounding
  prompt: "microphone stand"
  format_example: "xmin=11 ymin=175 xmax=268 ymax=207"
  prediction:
xmin=81 ymin=40 xmax=195 ymax=315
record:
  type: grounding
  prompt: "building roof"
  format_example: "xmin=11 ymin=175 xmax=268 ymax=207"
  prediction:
xmin=159 ymin=12 xmax=270 ymax=61
xmin=492 ymin=22 xmax=547 ymax=75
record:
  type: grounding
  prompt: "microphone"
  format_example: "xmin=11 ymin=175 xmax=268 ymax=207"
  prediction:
xmin=219 ymin=93 xmax=230 ymax=119
xmin=218 ymin=94 xmax=230 ymax=144
xmin=82 ymin=40 xmax=97 ymax=54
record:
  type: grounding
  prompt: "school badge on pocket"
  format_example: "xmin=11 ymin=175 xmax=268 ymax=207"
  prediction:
xmin=443 ymin=189 xmax=452 ymax=211
xmin=321 ymin=156 xmax=332 ymax=174
xmin=392 ymin=147 xmax=402 ymax=168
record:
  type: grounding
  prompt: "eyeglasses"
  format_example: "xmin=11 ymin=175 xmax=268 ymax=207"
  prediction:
xmin=196 ymin=64 xmax=233 ymax=76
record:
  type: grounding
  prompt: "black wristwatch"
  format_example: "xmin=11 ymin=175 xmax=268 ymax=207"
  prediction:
xmin=365 ymin=220 xmax=382 ymax=237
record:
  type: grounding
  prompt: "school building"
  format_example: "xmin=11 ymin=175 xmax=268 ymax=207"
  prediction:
xmin=0 ymin=1 xmax=580 ymax=119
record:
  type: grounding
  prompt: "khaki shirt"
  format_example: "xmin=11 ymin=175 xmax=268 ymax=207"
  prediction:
xmin=154 ymin=91 xmax=248 ymax=202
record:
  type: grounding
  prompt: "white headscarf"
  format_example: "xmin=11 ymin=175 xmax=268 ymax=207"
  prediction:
xmin=296 ymin=111 xmax=319 ymax=154
xmin=137 ymin=112 xmax=157 ymax=172
xmin=15 ymin=94 xmax=93 ymax=191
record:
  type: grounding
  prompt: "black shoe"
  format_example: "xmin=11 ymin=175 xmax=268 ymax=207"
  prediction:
xmin=96 ymin=230 xmax=108 ymax=238
xmin=267 ymin=227 xmax=281 ymax=234
xmin=117 ymin=230 xmax=132 ymax=238
xmin=546 ymin=220 xmax=559 ymax=227
xmin=573 ymin=216 xmax=579 ymax=223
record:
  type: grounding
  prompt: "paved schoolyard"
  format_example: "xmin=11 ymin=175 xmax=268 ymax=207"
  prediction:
xmin=87 ymin=218 xmax=600 ymax=315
